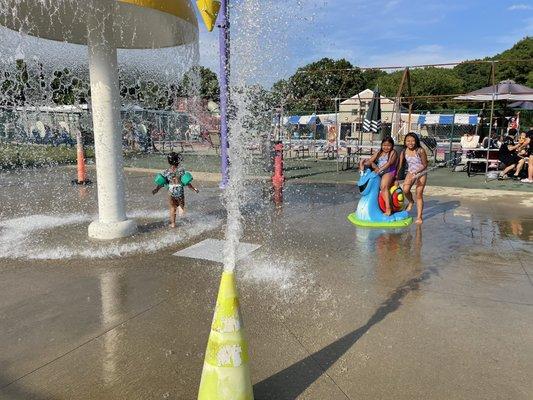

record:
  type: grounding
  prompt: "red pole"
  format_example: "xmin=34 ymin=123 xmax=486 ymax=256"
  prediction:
xmin=77 ymin=131 xmax=86 ymax=183
xmin=72 ymin=129 xmax=91 ymax=185
xmin=272 ymin=141 xmax=284 ymax=186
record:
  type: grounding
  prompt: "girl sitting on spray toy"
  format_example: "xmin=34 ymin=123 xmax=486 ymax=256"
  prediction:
xmin=152 ymin=152 xmax=198 ymax=228
xmin=359 ymin=137 xmax=398 ymax=216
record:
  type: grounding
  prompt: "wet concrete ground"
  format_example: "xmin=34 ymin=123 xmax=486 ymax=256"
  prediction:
xmin=0 ymin=167 xmax=532 ymax=400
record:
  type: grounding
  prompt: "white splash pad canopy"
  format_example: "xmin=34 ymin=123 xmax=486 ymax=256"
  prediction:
xmin=0 ymin=0 xmax=199 ymax=240
xmin=1 ymin=0 xmax=198 ymax=49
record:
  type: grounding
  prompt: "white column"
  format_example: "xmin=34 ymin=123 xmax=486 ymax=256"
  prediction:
xmin=87 ymin=0 xmax=137 ymax=239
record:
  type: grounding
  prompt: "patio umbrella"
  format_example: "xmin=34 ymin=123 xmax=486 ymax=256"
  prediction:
xmin=508 ymin=101 xmax=533 ymax=110
xmin=363 ymin=86 xmax=382 ymax=137
xmin=454 ymin=80 xmax=533 ymax=102
xmin=454 ymin=80 xmax=533 ymax=182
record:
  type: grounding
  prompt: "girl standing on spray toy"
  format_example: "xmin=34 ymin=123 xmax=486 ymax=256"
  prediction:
xmin=396 ymin=133 xmax=428 ymax=225
xmin=152 ymin=152 xmax=199 ymax=228
xmin=359 ymin=136 xmax=398 ymax=216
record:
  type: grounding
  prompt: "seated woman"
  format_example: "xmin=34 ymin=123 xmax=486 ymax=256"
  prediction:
xmin=498 ymin=135 xmax=526 ymax=180
xmin=520 ymin=130 xmax=533 ymax=183
xmin=482 ymin=132 xmax=500 ymax=149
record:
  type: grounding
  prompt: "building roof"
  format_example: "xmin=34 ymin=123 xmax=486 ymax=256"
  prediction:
xmin=340 ymin=89 xmax=395 ymax=105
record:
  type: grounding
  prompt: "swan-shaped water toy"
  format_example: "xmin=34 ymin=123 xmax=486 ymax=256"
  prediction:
xmin=348 ymin=169 xmax=413 ymax=228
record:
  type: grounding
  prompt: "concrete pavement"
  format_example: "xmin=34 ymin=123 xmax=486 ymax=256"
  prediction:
xmin=0 ymin=167 xmax=532 ymax=399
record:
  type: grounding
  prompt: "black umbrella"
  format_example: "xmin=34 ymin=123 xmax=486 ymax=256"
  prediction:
xmin=363 ymin=87 xmax=382 ymax=137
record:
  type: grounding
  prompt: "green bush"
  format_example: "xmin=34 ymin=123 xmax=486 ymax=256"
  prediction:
xmin=0 ymin=143 xmax=94 ymax=169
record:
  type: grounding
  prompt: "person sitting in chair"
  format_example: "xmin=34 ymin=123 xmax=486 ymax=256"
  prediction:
xmin=520 ymin=129 xmax=533 ymax=183
xmin=498 ymin=135 xmax=526 ymax=180
xmin=482 ymin=131 xmax=500 ymax=149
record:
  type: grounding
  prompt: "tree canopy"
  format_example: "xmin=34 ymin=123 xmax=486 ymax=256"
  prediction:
xmin=271 ymin=37 xmax=533 ymax=113
xmin=271 ymin=58 xmax=386 ymax=114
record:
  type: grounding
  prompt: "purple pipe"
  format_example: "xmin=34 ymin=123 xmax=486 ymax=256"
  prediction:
xmin=218 ymin=0 xmax=230 ymax=188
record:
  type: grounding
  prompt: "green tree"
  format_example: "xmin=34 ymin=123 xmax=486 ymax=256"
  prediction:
xmin=494 ymin=37 xmax=533 ymax=84
xmin=453 ymin=37 xmax=533 ymax=92
xmin=197 ymin=66 xmax=220 ymax=102
xmin=49 ymin=67 xmax=89 ymax=105
xmin=453 ymin=61 xmax=492 ymax=93
xmin=377 ymin=67 xmax=464 ymax=110
xmin=272 ymin=58 xmax=369 ymax=114
xmin=178 ymin=66 xmax=220 ymax=102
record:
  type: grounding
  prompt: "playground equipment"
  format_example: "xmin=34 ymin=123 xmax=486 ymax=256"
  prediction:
xmin=196 ymin=0 xmax=221 ymax=32
xmin=378 ymin=185 xmax=405 ymax=213
xmin=72 ymin=129 xmax=92 ymax=185
xmin=272 ymin=141 xmax=285 ymax=186
xmin=348 ymin=169 xmax=413 ymax=228
xmin=0 ymin=0 xmax=198 ymax=239
xmin=196 ymin=0 xmax=229 ymax=188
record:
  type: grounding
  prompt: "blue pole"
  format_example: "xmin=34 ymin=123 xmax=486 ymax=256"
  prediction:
xmin=218 ymin=0 xmax=230 ymax=188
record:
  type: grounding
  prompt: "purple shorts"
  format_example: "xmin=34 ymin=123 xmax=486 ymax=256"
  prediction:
xmin=383 ymin=167 xmax=397 ymax=178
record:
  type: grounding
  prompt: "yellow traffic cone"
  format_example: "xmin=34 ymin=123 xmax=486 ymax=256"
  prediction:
xmin=196 ymin=0 xmax=221 ymax=32
xmin=198 ymin=271 xmax=254 ymax=400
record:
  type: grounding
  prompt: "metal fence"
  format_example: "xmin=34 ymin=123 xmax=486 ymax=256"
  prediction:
xmin=0 ymin=106 xmax=204 ymax=151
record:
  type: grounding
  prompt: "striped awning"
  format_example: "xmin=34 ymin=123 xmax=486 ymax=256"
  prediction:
xmin=287 ymin=116 xmax=301 ymax=125
xmin=298 ymin=114 xmax=321 ymax=125
xmin=285 ymin=115 xmax=322 ymax=125
xmin=418 ymin=114 xmax=478 ymax=125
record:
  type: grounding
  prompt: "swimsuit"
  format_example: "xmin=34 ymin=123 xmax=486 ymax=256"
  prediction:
xmin=163 ymin=168 xmax=185 ymax=199
xmin=406 ymin=150 xmax=424 ymax=175
xmin=168 ymin=183 xmax=184 ymax=198
xmin=377 ymin=152 xmax=397 ymax=177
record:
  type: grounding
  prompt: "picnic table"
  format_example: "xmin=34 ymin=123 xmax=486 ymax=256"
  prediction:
xmin=343 ymin=143 xmax=381 ymax=170
xmin=462 ymin=148 xmax=500 ymax=177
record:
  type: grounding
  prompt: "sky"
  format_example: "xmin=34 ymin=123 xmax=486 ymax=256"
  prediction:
xmin=196 ymin=0 xmax=533 ymax=87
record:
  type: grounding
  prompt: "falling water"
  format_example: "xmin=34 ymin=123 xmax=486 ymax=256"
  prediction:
xmin=221 ymin=0 xmax=315 ymax=271
xmin=0 ymin=0 xmax=199 ymax=147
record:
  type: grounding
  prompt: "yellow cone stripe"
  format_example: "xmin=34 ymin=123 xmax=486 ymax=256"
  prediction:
xmin=198 ymin=363 xmax=254 ymax=400
xmin=118 ymin=0 xmax=197 ymax=24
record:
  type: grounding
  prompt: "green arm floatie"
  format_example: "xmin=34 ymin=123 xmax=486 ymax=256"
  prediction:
xmin=154 ymin=173 xmax=169 ymax=188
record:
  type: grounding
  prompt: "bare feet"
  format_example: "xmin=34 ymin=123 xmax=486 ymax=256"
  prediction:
xmin=385 ymin=209 xmax=392 ymax=216
xmin=406 ymin=202 xmax=413 ymax=212
xmin=415 ymin=218 xmax=423 ymax=225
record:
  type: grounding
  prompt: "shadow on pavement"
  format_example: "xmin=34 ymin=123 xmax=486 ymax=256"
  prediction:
xmin=254 ymin=268 xmax=437 ymax=400
xmin=0 ymin=375 xmax=58 ymax=400
xmin=423 ymin=200 xmax=460 ymax=221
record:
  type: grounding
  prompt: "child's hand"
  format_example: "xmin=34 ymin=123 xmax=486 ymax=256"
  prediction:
xmin=394 ymin=180 xmax=400 ymax=187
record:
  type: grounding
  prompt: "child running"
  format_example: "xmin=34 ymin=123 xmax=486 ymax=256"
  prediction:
xmin=396 ymin=132 xmax=428 ymax=224
xmin=359 ymin=136 xmax=398 ymax=216
xmin=152 ymin=152 xmax=198 ymax=228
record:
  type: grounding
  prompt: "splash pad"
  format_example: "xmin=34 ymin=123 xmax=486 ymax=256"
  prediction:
xmin=0 ymin=0 xmax=198 ymax=239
